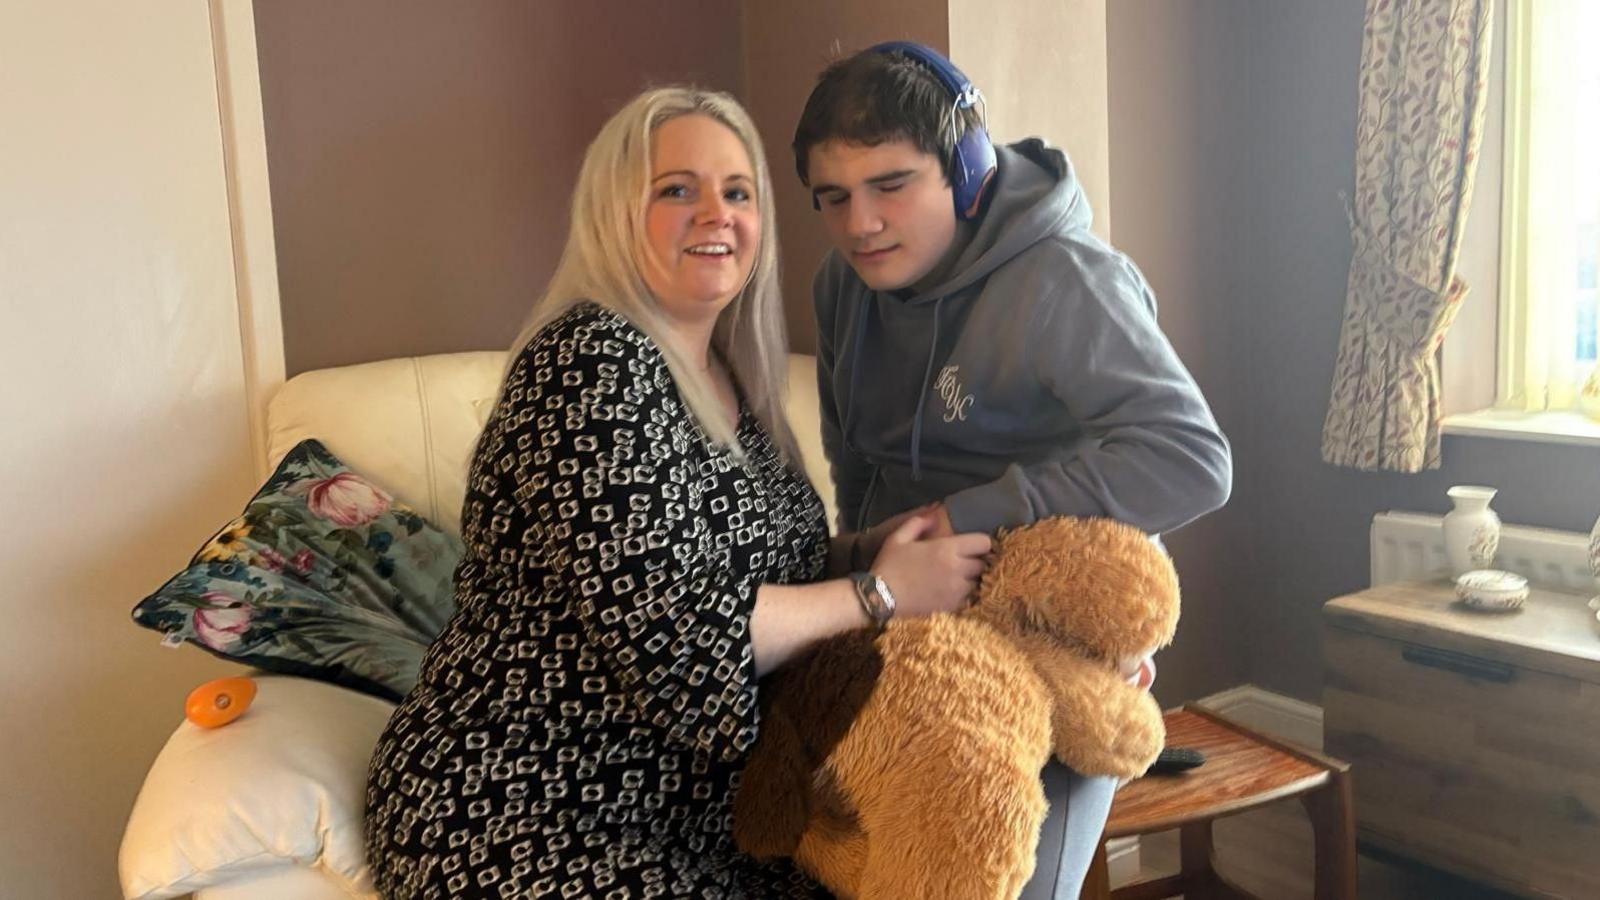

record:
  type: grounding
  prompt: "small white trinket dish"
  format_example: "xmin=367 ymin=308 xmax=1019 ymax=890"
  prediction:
xmin=1454 ymin=569 xmax=1528 ymax=611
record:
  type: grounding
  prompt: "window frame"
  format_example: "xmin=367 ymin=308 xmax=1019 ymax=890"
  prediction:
xmin=1441 ymin=0 xmax=1600 ymax=446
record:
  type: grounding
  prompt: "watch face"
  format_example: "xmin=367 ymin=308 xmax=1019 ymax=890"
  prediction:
xmin=870 ymin=575 xmax=895 ymax=614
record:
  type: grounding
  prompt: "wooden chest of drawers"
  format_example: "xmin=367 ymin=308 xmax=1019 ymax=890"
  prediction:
xmin=1322 ymin=581 xmax=1600 ymax=899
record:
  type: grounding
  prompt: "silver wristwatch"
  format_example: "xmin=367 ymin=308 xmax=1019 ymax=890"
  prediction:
xmin=849 ymin=571 xmax=897 ymax=628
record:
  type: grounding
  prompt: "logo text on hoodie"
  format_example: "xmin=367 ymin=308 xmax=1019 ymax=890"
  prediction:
xmin=935 ymin=365 xmax=973 ymax=423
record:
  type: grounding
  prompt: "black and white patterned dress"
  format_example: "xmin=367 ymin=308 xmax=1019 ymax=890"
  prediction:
xmin=365 ymin=304 xmax=831 ymax=898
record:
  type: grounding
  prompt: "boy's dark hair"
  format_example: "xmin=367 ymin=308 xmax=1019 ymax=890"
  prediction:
xmin=791 ymin=48 xmax=985 ymax=188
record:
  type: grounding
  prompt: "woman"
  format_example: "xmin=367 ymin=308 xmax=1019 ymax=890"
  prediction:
xmin=364 ymin=87 xmax=991 ymax=899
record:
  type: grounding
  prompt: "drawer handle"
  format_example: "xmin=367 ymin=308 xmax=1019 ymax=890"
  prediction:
xmin=1400 ymin=645 xmax=1516 ymax=683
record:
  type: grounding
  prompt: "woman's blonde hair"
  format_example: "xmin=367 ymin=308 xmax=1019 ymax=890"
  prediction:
xmin=499 ymin=86 xmax=797 ymax=464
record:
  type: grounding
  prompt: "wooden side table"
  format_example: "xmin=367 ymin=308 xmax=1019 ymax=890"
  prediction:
xmin=1080 ymin=705 xmax=1356 ymax=900
xmin=1323 ymin=579 xmax=1600 ymax=898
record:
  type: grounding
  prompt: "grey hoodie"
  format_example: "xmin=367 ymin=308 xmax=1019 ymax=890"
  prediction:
xmin=814 ymin=139 xmax=1232 ymax=536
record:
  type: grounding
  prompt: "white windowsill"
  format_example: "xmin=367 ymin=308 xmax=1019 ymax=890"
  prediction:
xmin=1442 ymin=408 xmax=1600 ymax=447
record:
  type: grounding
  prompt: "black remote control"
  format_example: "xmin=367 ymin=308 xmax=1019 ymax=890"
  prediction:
xmin=1144 ymin=746 xmax=1206 ymax=776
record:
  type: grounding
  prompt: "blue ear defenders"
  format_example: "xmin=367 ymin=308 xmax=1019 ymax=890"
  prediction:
xmin=866 ymin=41 xmax=997 ymax=220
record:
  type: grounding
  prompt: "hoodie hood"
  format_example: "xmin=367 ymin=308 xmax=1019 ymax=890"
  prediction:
xmin=898 ymin=138 xmax=1093 ymax=305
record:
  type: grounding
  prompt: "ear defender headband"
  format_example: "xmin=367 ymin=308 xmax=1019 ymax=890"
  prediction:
xmin=866 ymin=41 xmax=997 ymax=220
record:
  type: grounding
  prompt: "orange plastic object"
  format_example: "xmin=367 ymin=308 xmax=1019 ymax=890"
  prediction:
xmin=184 ymin=676 xmax=258 ymax=728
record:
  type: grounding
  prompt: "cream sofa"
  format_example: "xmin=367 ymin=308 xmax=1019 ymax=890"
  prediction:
xmin=119 ymin=350 xmax=835 ymax=900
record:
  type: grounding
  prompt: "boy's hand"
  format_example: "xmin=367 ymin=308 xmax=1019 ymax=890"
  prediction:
xmin=856 ymin=503 xmax=943 ymax=567
xmin=872 ymin=507 xmax=1157 ymax=685
xmin=924 ymin=503 xmax=956 ymax=539
xmin=1121 ymin=654 xmax=1157 ymax=690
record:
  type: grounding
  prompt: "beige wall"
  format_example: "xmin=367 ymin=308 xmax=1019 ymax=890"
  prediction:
xmin=256 ymin=0 xmax=743 ymax=376
xmin=949 ymin=0 xmax=1111 ymax=241
xmin=0 ymin=3 xmax=256 ymax=895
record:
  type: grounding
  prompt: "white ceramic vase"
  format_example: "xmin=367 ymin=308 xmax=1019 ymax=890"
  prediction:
xmin=1442 ymin=485 xmax=1500 ymax=576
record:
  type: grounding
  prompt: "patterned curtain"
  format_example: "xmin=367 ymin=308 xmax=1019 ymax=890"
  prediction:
xmin=1321 ymin=0 xmax=1494 ymax=472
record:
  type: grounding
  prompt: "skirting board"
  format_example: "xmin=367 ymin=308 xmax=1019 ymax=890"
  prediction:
xmin=1196 ymin=684 xmax=1325 ymax=751
xmin=1105 ymin=835 xmax=1139 ymax=885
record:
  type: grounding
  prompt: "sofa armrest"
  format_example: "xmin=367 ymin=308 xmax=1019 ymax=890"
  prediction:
xmin=119 ymin=676 xmax=393 ymax=900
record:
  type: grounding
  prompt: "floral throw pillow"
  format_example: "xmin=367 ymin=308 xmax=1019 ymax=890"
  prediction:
xmin=132 ymin=439 xmax=462 ymax=700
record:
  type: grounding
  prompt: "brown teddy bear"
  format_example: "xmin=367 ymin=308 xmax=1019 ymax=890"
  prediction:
xmin=733 ymin=516 xmax=1181 ymax=899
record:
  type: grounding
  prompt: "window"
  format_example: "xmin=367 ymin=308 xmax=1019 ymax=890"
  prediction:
xmin=1444 ymin=0 xmax=1600 ymax=442
xmin=1498 ymin=0 xmax=1600 ymax=411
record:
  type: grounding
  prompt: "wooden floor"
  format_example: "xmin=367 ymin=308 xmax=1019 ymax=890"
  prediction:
xmin=1114 ymin=796 xmax=1522 ymax=900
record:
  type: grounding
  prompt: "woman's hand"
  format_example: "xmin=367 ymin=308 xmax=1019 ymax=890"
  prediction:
xmin=871 ymin=514 xmax=992 ymax=618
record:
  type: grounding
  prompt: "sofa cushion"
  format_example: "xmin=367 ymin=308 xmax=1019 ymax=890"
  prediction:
xmin=130 ymin=439 xmax=462 ymax=701
xmin=118 ymin=675 xmax=391 ymax=900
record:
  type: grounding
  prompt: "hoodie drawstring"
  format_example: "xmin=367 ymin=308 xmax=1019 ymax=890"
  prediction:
xmin=843 ymin=298 xmax=871 ymax=451
xmin=842 ymin=299 xmax=878 ymax=530
xmin=909 ymin=296 xmax=945 ymax=482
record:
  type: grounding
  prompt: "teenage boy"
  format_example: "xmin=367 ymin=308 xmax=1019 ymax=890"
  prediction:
xmin=794 ymin=43 xmax=1232 ymax=897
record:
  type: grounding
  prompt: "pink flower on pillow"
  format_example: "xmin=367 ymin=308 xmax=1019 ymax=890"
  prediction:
xmin=194 ymin=593 xmax=252 ymax=651
xmin=290 ymin=549 xmax=316 ymax=575
xmin=289 ymin=473 xmax=392 ymax=527
xmin=256 ymin=547 xmax=286 ymax=572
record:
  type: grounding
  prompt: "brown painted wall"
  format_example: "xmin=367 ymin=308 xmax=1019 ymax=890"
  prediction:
xmin=255 ymin=0 xmax=743 ymax=376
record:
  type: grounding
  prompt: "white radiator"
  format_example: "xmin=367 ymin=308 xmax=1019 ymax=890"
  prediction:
xmin=1370 ymin=511 xmax=1595 ymax=591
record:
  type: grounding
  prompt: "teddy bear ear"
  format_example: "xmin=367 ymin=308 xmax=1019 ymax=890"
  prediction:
xmin=981 ymin=517 xmax=1180 ymax=659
